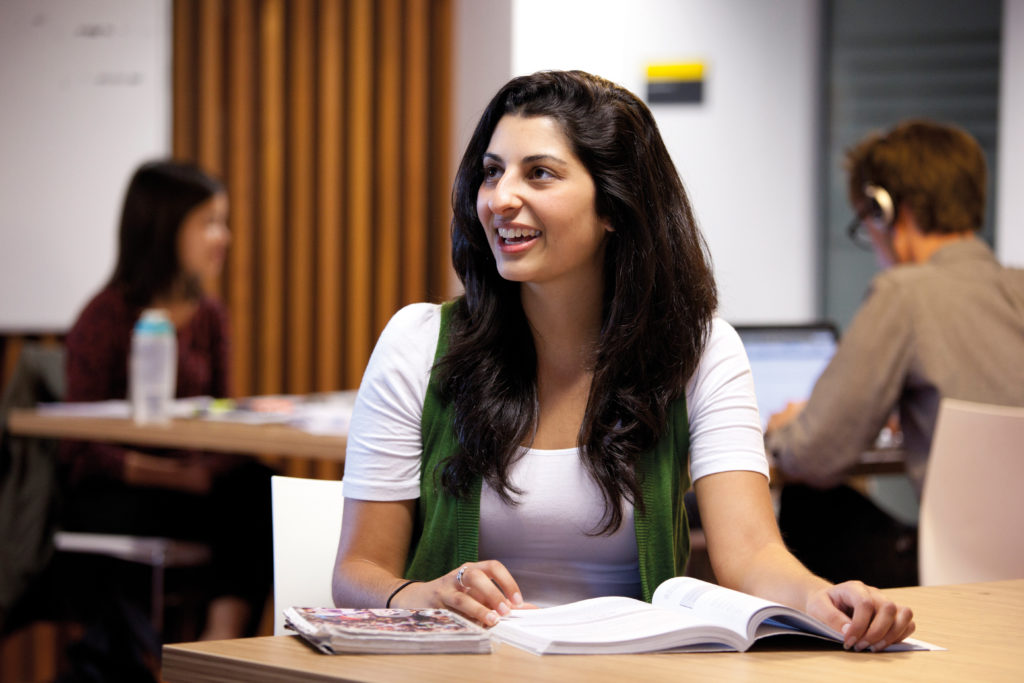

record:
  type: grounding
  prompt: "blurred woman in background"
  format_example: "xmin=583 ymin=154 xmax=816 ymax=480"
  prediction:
xmin=62 ymin=161 xmax=273 ymax=644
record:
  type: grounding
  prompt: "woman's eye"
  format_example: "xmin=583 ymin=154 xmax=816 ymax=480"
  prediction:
xmin=529 ymin=167 xmax=554 ymax=180
xmin=482 ymin=165 xmax=501 ymax=180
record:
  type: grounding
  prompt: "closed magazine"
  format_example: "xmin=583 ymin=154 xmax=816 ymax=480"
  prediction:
xmin=490 ymin=577 xmax=938 ymax=655
xmin=284 ymin=606 xmax=491 ymax=654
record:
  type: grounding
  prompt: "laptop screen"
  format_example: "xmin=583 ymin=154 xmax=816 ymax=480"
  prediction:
xmin=735 ymin=324 xmax=839 ymax=431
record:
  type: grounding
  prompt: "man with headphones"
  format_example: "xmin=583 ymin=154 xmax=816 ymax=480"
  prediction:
xmin=765 ymin=119 xmax=1024 ymax=587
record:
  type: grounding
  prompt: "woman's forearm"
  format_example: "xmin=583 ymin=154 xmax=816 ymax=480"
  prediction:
xmin=332 ymin=498 xmax=417 ymax=608
xmin=698 ymin=471 xmax=831 ymax=611
xmin=729 ymin=541 xmax=832 ymax=610
xmin=332 ymin=557 xmax=412 ymax=608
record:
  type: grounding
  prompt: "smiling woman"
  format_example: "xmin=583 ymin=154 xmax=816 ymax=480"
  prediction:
xmin=332 ymin=70 xmax=915 ymax=653
xmin=476 ymin=115 xmax=611 ymax=290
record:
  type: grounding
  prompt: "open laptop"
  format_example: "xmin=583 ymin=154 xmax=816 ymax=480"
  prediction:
xmin=734 ymin=324 xmax=839 ymax=432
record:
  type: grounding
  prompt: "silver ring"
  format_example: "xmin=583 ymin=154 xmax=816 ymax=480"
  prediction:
xmin=456 ymin=565 xmax=469 ymax=590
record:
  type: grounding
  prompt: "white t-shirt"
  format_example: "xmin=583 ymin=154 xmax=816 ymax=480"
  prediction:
xmin=343 ymin=303 xmax=768 ymax=606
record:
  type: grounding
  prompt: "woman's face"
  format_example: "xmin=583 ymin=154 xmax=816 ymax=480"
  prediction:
xmin=476 ymin=114 xmax=611 ymax=289
xmin=178 ymin=192 xmax=230 ymax=284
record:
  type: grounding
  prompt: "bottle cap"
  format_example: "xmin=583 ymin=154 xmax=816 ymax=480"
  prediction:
xmin=134 ymin=308 xmax=175 ymax=334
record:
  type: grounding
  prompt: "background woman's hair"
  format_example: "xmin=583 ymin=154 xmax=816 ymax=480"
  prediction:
xmin=109 ymin=159 xmax=225 ymax=306
xmin=845 ymin=119 xmax=987 ymax=235
xmin=438 ymin=70 xmax=717 ymax=533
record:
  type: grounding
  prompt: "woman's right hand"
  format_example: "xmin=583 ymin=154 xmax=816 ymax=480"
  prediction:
xmin=334 ymin=499 xmax=535 ymax=624
xmin=390 ymin=560 xmax=533 ymax=626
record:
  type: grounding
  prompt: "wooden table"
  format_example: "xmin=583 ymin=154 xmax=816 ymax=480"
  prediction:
xmin=162 ymin=579 xmax=1024 ymax=682
xmin=8 ymin=404 xmax=904 ymax=476
xmin=6 ymin=407 xmax=347 ymax=461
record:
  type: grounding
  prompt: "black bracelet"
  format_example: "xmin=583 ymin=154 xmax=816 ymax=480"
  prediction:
xmin=385 ymin=579 xmax=420 ymax=608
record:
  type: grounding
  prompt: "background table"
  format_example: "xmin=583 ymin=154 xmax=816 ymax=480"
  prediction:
xmin=7 ymin=406 xmax=347 ymax=461
xmin=9 ymin=406 xmax=905 ymax=474
xmin=162 ymin=579 xmax=1024 ymax=683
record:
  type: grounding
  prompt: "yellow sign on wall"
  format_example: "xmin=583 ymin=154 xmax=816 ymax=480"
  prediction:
xmin=646 ymin=62 xmax=705 ymax=104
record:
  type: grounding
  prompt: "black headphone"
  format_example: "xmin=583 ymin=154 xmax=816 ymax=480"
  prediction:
xmin=862 ymin=184 xmax=895 ymax=229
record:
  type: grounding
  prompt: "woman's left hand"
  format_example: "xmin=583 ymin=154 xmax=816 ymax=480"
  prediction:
xmin=805 ymin=580 xmax=915 ymax=652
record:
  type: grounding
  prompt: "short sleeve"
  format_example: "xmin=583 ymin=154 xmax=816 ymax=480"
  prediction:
xmin=686 ymin=318 xmax=770 ymax=482
xmin=342 ymin=303 xmax=441 ymax=501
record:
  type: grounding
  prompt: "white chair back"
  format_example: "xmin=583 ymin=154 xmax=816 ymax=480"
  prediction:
xmin=271 ymin=475 xmax=344 ymax=635
xmin=919 ymin=398 xmax=1024 ymax=585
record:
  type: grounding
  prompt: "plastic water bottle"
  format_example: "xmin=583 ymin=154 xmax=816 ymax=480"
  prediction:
xmin=130 ymin=308 xmax=177 ymax=424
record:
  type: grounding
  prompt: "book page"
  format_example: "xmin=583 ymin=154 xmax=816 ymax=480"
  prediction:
xmin=492 ymin=588 xmax=944 ymax=654
xmin=493 ymin=596 xmax=743 ymax=651
xmin=652 ymin=577 xmax=797 ymax=640
xmin=653 ymin=578 xmax=942 ymax=651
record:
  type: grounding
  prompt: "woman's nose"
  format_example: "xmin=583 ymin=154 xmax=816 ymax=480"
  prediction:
xmin=488 ymin=174 xmax=522 ymax=215
xmin=211 ymin=222 xmax=231 ymax=246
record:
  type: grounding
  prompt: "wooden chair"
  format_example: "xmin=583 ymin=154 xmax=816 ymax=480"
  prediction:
xmin=270 ymin=475 xmax=344 ymax=635
xmin=918 ymin=398 xmax=1024 ymax=585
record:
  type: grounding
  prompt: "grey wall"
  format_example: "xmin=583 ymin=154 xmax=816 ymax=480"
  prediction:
xmin=0 ymin=0 xmax=171 ymax=331
xmin=454 ymin=0 xmax=1024 ymax=324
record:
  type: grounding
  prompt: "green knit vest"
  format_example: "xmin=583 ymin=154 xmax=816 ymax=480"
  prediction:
xmin=405 ymin=300 xmax=691 ymax=602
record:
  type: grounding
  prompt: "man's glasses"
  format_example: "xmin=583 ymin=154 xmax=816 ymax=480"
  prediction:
xmin=846 ymin=184 xmax=895 ymax=250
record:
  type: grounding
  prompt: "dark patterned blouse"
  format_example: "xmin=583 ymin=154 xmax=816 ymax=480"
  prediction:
xmin=61 ymin=285 xmax=230 ymax=481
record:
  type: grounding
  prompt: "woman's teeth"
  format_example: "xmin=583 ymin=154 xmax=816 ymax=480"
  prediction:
xmin=497 ymin=226 xmax=541 ymax=243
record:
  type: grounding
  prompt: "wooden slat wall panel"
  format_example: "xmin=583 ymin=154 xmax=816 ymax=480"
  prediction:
xmin=375 ymin=0 xmax=402 ymax=332
xmin=316 ymin=0 xmax=344 ymax=395
xmin=171 ymin=0 xmax=454 ymax=435
xmin=315 ymin=0 xmax=346 ymax=482
xmin=344 ymin=0 xmax=375 ymax=385
xmin=257 ymin=0 xmax=286 ymax=396
xmin=429 ymin=0 xmax=454 ymax=299
xmin=402 ymin=0 xmax=429 ymax=304
xmin=197 ymin=0 xmax=224 ymax=175
xmin=173 ymin=0 xmax=456 ymax=484
xmin=197 ymin=0 xmax=225 ymax=298
xmin=172 ymin=0 xmax=196 ymax=158
xmin=226 ymin=0 xmax=257 ymax=398
xmin=287 ymin=0 xmax=315 ymax=395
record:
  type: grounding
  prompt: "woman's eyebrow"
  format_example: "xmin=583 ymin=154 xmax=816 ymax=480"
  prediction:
xmin=482 ymin=152 xmax=568 ymax=166
xmin=523 ymin=153 xmax=568 ymax=166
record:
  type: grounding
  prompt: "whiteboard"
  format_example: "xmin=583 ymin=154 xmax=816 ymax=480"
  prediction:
xmin=0 ymin=0 xmax=171 ymax=331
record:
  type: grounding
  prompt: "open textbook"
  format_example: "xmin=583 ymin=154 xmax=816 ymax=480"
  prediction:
xmin=284 ymin=606 xmax=491 ymax=654
xmin=490 ymin=577 xmax=939 ymax=655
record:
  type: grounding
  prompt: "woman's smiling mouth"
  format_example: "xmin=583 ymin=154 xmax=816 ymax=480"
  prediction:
xmin=497 ymin=225 xmax=541 ymax=245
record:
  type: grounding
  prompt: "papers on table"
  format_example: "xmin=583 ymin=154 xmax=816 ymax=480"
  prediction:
xmin=37 ymin=399 xmax=132 ymax=418
xmin=35 ymin=391 xmax=357 ymax=437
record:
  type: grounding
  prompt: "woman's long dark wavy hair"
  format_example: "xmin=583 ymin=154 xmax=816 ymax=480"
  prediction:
xmin=108 ymin=160 xmax=225 ymax=307
xmin=437 ymin=70 xmax=717 ymax=534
